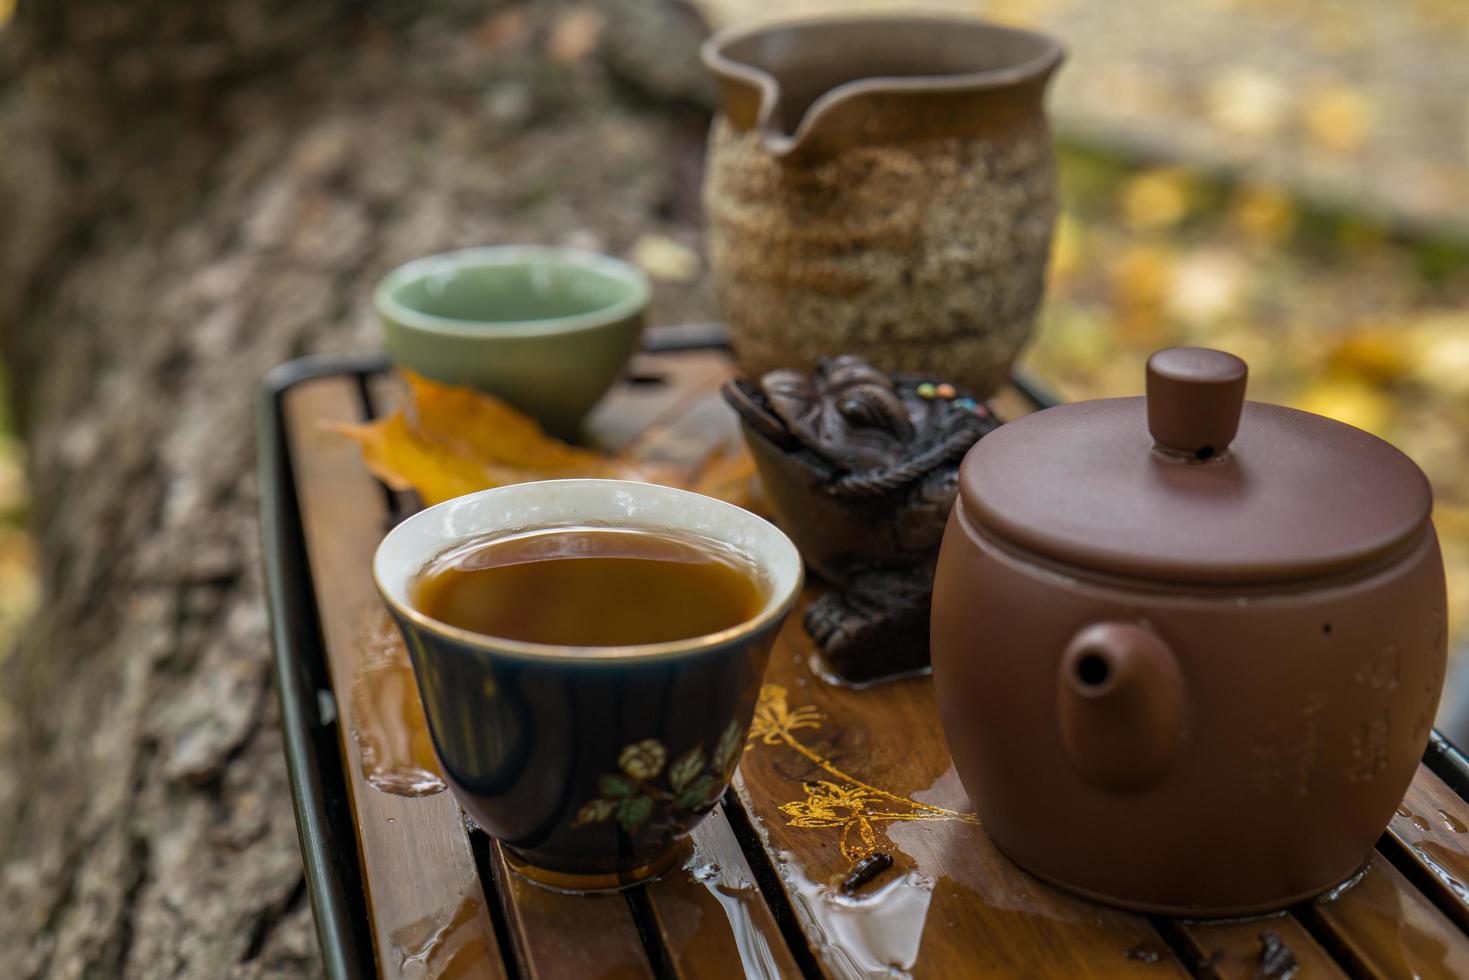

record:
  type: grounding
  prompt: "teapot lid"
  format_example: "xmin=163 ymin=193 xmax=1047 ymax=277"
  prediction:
xmin=959 ymin=348 xmax=1433 ymax=585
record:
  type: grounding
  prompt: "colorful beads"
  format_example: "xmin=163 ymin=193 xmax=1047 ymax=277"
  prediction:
xmin=917 ymin=379 xmax=986 ymax=415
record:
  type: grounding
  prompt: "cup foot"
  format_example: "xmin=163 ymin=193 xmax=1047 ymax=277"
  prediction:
xmin=502 ymin=844 xmax=683 ymax=895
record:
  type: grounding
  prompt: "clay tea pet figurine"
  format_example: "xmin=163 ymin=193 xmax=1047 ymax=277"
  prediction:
xmin=723 ymin=356 xmax=998 ymax=683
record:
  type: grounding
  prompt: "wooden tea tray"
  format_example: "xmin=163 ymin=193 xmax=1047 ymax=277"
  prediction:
xmin=259 ymin=339 xmax=1469 ymax=979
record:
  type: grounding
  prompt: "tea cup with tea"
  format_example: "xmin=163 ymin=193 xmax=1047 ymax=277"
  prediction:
xmin=373 ymin=478 xmax=803 ymax=892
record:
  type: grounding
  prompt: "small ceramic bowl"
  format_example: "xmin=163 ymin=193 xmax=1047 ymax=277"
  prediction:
xmin=375 ymin=246 xmax=652 ymax=438
xmin=374 ymin=479 xmax=803 ymax=892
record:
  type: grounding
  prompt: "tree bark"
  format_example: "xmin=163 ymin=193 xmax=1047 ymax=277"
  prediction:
xmin=0 ymin=2 xmax=711 ymax=975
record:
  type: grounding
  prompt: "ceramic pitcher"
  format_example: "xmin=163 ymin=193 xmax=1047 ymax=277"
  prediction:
xmin=702 ymin=14 xmax=1065 ymax=397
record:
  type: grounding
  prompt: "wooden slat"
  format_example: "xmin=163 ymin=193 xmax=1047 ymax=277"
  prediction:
xmin=1300 ymin=851 xmax=1469 ymax=978
xmin=488 ymin=846 xmax=652 ymax=979
xmin=734 ymin=605 xmax=1190 ymax=978
xmin=285 ymin=377 xmax=507 ymax=980
xmin=643 ymin=803 xmax=804 ymax=980
xmin=1385 ymin=765 xmax=1469 ymax=929
xmin=586 ymin=350 xmax=737 ymax=455
xmin=1168 ymin=915 xmax=1345 ymax=978
xmin=365 ymin=371 xmax=406 ymax=417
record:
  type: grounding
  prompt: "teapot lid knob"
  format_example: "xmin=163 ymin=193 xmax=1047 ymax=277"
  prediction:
xmin=1146 ymin=348 xmax=1248 ymax=460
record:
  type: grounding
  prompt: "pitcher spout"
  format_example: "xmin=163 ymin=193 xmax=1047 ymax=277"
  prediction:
xmin=702 ymin=13 xmax=1064 ymax=164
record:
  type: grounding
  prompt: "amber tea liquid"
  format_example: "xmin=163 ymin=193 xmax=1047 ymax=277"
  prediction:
xmin=412 ymin=526 xmax=766 ymax=646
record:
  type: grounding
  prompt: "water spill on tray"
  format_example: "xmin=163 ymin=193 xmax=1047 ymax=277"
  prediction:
xmin=778 ymin=851 xmax=935 ymax=979
xmin=1412 ymin=840 xmax=1469 ymax=903
xmin=676 ymin=849 xmax=785 ymax=980
xmin=390 ymin=891 xmax=492 ymax=980
xmin=1313 ymin=855 xmax=1466 ymax=976
xmin=352 ymin=610 xmax=446 ymax=796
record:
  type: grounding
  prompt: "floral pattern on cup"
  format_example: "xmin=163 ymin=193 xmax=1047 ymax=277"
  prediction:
xmin=573 ymin=720 xmax=745 ymax=835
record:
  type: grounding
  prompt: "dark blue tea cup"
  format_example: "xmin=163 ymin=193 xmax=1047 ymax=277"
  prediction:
xmin=374 ymin=479 xmax=802 ymax=892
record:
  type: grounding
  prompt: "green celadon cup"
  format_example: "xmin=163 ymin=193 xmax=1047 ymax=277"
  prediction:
xmin=375 ymin=246 xmax=652 ymax=438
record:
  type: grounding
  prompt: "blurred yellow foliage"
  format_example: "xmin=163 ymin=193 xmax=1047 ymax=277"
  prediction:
xmin=1407 ymin=315 xmax=1469 ymax=397
xmin=1120 ymin=169 xmax=1194 ymax=231
xmin=1205 ymin=68 xmax=1290 ymax=139
xmin=1326 ymin=329 xmax=1415 ymax=385
xmin=1295 ymin=378 xmax=1394 ymax=435
xmin=1046 ymin=212 xmax=1083 ymax=289
xmin=1167 ymin=251 xmax=1247 ymax=324
xmin=1109 ymin=244 xmax=1174 ymax=337
xmin=1302 ymin=80 xmax=1375 ymax=154
xmin=1037 ymin=308 xmax=1112 ymax=373
xmin=1230 ymin=186 xmax=1296 ymax=245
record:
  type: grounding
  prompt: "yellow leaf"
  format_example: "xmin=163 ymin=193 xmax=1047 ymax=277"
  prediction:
xmin=403 ymin=371 xmax=616 ymax=476
xmin=332 ymin=411 xmax=502 ymax=505
xmin=331 ymin=371 xmax=761 ymax=510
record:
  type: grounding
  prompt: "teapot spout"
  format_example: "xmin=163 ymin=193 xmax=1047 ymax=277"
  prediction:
xmin=1057 ymin=623 xmax=1186 ymax=793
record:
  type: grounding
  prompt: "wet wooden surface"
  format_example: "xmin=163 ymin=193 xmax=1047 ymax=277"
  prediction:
xmin=1385 ymin=765 xmax=1469 ymax=931
xmin=1167 ymin=915 xmax=1345 ymax=979
xmin=1300 ymin=852 xmax=1469 ymax=978
xmin=279 ymin=349 xmax=1469 ymax=978
xmin=642 ymin=803 xmax=805 ymax=980
xmin=285 ymin=377 xmax=507 ymax=980
xmin=736 ymin=598 xmax=1192 ymax=978
xmin=487 ymin=845 xmax=652 ymax=980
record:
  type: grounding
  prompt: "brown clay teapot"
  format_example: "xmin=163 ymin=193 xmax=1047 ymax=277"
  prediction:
xmin=930 ymin=348 xmax=1448 ymax=916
